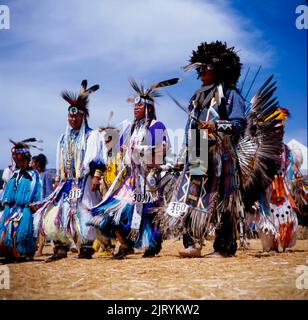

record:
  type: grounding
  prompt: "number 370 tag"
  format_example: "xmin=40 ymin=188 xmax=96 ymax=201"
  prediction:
xmin=167 ymin=202 xmax=189 ymax=218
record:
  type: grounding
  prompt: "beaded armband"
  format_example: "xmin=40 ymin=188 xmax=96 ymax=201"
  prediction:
xmin=215 ymin=120 xmax=233 ymax=134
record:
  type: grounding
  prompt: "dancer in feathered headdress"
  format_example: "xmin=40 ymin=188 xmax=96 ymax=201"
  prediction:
xmin=30 ymin=153 xmax=55 ymax=257
xmin=88 ymin=77 xmax=179 ymax=259
xmin=61 ymin=80 xmax=99 ymax=124
xmin=155 ymin=41 xmax=286 ymax=258
xmin=33 ymin=80 xmax=106 ymax=262
xmin=97 ymin=112 xmax=124 ymax=199
xmin=1 ymin=138 xmax=43 ymax=189
xmin=91 ymin=113 xmax=122 ymax=257
xmin=0 ymin=138 xmax=42 ymax=262
xmin=183 ymin=40 xmax=242 ymax=86
xmin=154 ymin=41 xmax=247 ymax=257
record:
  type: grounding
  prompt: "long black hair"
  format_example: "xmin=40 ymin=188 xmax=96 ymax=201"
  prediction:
xmin=131 ymin=103 xmax=157 ymax=135
xmin=32 ymin=153 xmax=48 ymax=172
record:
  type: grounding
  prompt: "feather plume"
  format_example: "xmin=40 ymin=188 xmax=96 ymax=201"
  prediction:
xmin=61 ymin=80 xmax=100 ymax=117
xmin=129 ymin=77 xmax=180 ymax=103
xmin=148 ymin=78 xmax=181 ymax=90
xmin=182 ymin=62 xmax=204 ymax=72
xmin=9 ymin=137 xmax=43 ymax=152
xmin=9 ymin=139 xmax=17 ymax=146
xmin=129 ymin=78 xmax=144 ymax=97
xmin=85 ymin=84 xmax=100 ymax=95
xmin=79 ymin=80 xmax=87 ymax=94
xmin=237 ymin=75 xmax=286 ymax=207
xmin=27 ymin=144 xmax=44 ymax=151
xmin=107 ymin=111 xmax=114 ymax=125
xmin=61 ymin=91 xmax=78 ymax=106
xmin=98 ymin=111 xmax=118 ymax=133
xmin=21 ymin=137 xmax=43 ymax=143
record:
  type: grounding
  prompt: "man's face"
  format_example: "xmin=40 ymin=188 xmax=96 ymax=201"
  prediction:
xmin=15 ymin=157 xmax=30 ymax=170
xmin=200 ymin=69 xmax=216 ymax=85
xmin=31 ymin=159 xmax=39 ymax=171
xmin=134 ymin=102 xmax=146 ymax=120
xmin=68 ymin=109 xmax=84 ymax=130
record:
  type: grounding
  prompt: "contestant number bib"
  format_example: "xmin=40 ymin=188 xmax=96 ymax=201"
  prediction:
xmin=11 ymin=210 xmax=23 ymax=222
xmin=68 ymin=187 xmax=82 ymax=200
xmin=167 ymin=202 xmax=188 ymax=218
xmin=133 ymin=193 xmax=149 ymax=203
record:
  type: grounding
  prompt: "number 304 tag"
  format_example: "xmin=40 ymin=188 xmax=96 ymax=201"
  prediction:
xmin=167 ymin=202 xmax=189 ymax=218
xmin=68 ymin=187 xmax=82 ymax=200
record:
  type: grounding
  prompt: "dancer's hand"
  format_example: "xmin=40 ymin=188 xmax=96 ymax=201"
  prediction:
xmin=175 ymin=162 xmax=184 ymax=171
xmin=53 ymin=181 xmax=59 ymax=189
xmin=120 ymin=145 xmax=127 ymax=153
xmin=29 ymin=203 xmax=37 ymax=213
xmin=91 ymin=176 xmax=101 ymax=191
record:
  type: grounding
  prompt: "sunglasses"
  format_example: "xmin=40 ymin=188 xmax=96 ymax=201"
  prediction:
xmin=197 ymin=64 xmax=214 ymax=74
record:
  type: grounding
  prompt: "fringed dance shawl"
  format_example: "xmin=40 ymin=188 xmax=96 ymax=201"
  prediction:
xmin=57 ymin=122 xmax=102 ymax=180
xmin=100 ymin=153 xmax=123 ymax=196
xmin=256 ymin=145 xmax=299 ymax=251
xmin=156 ymin=75 xmax=291 ymax=249
xmin=33 ymin=126 xmax=105 ymax=243
xmin=0 ymin=168 xmax=41 ymax=257
xmin=156 ymin=83 xmax=246 ymax=241
xmin=89 ymin=119 xmax=170 ymax=246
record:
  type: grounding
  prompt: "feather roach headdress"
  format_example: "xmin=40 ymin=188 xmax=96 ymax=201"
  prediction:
xmin=127 ymin=77 xmax=181 ymax=105
xmin=183 ymin=41 xmax=242 ymax=85
xmin=10 ymin=137 xmax=43 ymax=160
xmin=61 ymin=80 xmax=99 ymax=118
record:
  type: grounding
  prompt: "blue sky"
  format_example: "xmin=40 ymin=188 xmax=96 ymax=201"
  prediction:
xmin=0 ymin=0 xmax=307 ymax=169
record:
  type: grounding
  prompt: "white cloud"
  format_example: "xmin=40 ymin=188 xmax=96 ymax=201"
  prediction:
xmin=3 ymin=0 xmax=274 ymax=69
xmin=0 ymin=0 xmax=276 ymax=168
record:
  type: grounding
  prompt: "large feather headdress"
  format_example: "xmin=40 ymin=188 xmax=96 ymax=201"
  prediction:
xmin=10 ymin=137 xmax=43 ymax=159
xmin=183 ymin=41 xmax=242 ymax=85
xmin=127 ymin=77 xmax=181 ymax=105
xmin=61 ymin=80 xmax=99 ymax=117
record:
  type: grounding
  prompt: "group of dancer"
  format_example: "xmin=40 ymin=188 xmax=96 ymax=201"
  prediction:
xmin=0 ymin=41 xmax=307 ymax=263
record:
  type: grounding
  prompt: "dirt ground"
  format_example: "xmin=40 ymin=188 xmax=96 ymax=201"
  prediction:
xmin=1 ymin=239 xmax=308 ymax=300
